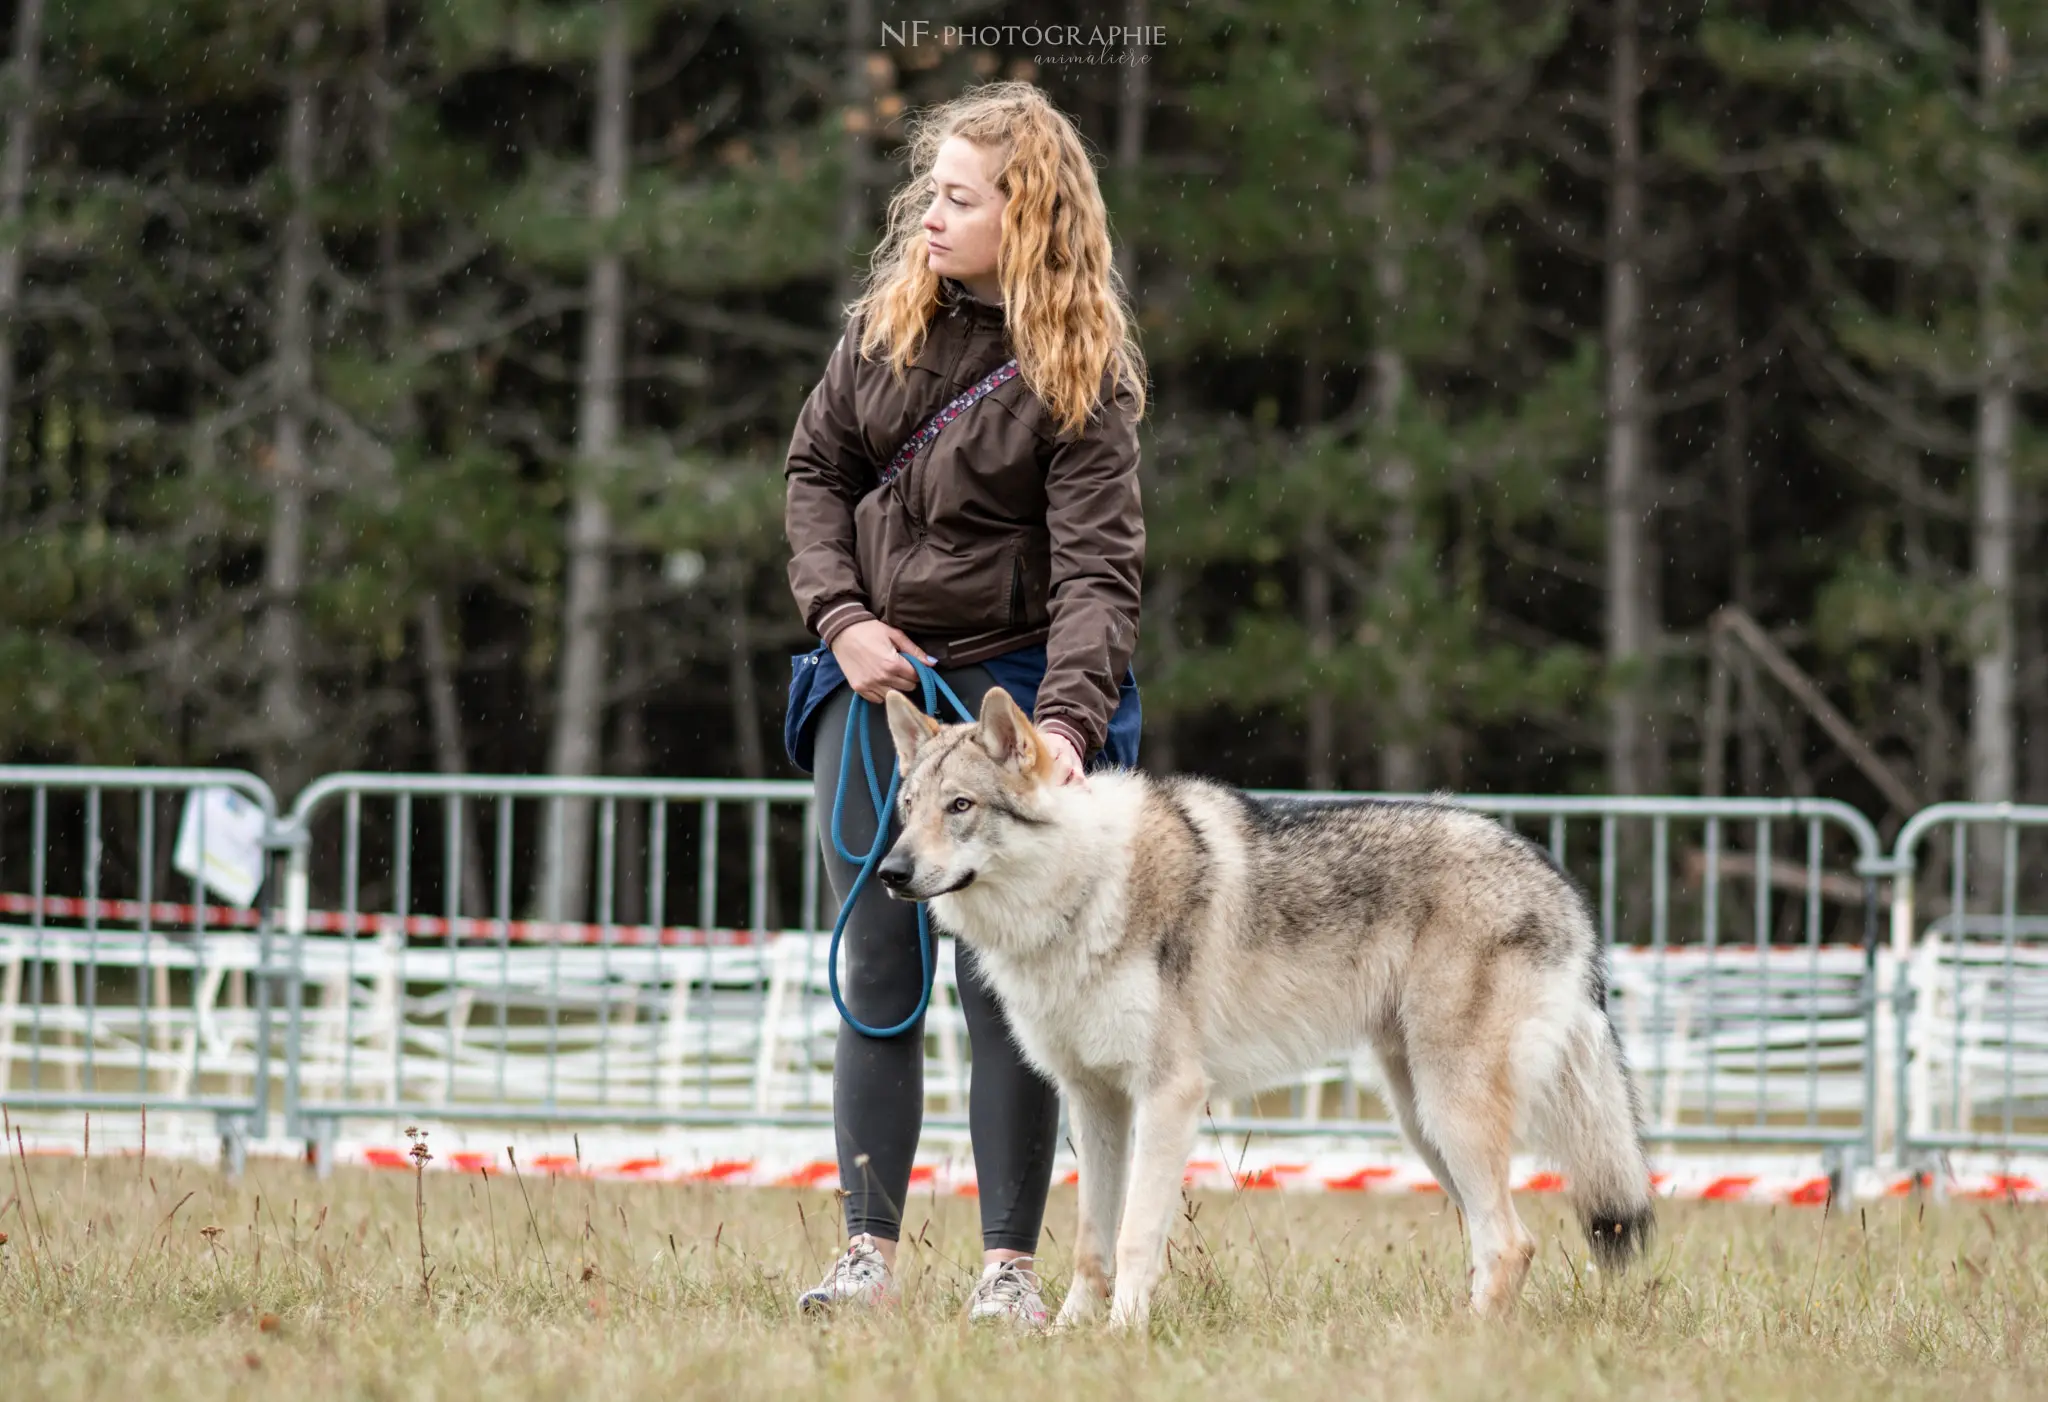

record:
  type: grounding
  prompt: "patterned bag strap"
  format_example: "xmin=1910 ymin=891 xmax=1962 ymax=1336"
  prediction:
xmin=876 ymin=358 xmax=1021 ymax=489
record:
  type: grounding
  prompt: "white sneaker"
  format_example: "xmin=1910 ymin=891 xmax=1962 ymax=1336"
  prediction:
xmin=965 ymin=1259 xmax=1050 ymax=1329
xmin=797 ymin=1236 xmax=895 ymax=1315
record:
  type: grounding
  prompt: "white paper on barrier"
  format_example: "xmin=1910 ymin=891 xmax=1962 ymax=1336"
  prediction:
xmin=172 ymin=787 xmax=269 ymax=908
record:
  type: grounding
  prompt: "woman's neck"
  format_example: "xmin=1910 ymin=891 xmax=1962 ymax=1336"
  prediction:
xmin=955 ymin=274 xmax=1004 ymax=308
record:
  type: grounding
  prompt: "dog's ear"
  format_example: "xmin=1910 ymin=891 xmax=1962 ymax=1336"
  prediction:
xmin=975 ymin=687 xmax=1043 ymax=772
xmin=884 ymin=690 xmax=942 ymax=766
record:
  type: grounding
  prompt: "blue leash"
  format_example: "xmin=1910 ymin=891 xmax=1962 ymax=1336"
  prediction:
xmin=827 ymin=653 xmax=977 ymax=1038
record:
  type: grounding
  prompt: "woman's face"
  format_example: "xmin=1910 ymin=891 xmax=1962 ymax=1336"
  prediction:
xmin=922 ymin=136 xmax=1006 ymax=301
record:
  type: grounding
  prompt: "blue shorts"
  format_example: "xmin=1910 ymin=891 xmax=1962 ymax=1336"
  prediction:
xmin=783 ymin=641 xmax=1141 ymax=775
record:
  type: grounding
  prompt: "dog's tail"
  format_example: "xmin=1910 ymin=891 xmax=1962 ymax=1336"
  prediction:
xmin=1531 ymin=970 xmax=1656 ymax=1272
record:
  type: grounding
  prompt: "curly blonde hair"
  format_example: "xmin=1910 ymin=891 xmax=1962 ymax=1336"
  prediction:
xmin=848 ymin=81 xmax=1146 ymax=437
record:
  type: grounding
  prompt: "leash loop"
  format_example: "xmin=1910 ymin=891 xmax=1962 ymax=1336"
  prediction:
xmin=826 ymin=652 xmax=976 ymax=1038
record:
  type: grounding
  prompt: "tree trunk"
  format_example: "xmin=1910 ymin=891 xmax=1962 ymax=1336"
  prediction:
xmin=1720 ymin=277 xmax=1753 ymax=797
xmin=1301 ymin=352 xmax=1336 ymax=790
xmin=371 ymin=0 xmax=487 ymax=918
xmin=0 ymin=0 xmax=44 ymax=520
xmin=728 ymin=569 xmax=767 ymax=781
xmin=1969 ymin=2 xmax=2015 ymax=810
xmin=2021 ymin=543 xmax=2048 ymax=805
xmin=612 ymin=626 xmax=649 ymax=927
xmin=1603 ymin=0 xmax=1659 ymax=796
xmin=1900 ymin=466 xmax=1955 ymax=804
xmin=1113 ymin=0 xmax=1147 ymax=297
xmin=417 ymin=594 xmax=488 ymax=915
xmin=1367 ymin=102 xmax=1423 ymax=794
xmin=1302 ymin=547 xmax=1336 ymax=790
xmin=1117 ymin=0 xmax=1163 ymax=772
xmin=260 ymin=16 xmax=321 ymax=797
xmin=372 ymin=0 xmax=407 ymax=369
xmin=833 ymin=0 xmax=875 ymax=312
xmin=540 ymin=0 xmax=629 ymax=922
xmin=1148 ymin=558 xmax=1182 ymax=775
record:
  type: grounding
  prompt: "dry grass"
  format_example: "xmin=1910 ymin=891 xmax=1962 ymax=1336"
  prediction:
xmin=2 ymin=1142 xmax=2045 ymax=1401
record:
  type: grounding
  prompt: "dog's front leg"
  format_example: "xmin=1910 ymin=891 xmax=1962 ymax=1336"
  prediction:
xmin=1108 ymin=1068 xmax=1205 ymax=1330
xmin=1057 ymin=1080 xmax=1132 ymax=1327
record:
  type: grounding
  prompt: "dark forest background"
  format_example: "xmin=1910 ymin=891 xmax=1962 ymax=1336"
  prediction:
xmin=2 ymin=0 xmax=2042 ymax=850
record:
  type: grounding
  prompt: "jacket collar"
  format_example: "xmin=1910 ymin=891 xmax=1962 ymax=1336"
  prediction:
xmin=940 ymin=276 xmax=1007 ymax=327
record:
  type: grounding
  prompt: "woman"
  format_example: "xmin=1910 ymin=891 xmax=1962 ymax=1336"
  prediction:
xmin=781 ymin=81 xmax=1146 ymax=1327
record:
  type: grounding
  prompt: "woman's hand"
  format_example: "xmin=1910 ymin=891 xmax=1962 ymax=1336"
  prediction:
xmin=831 ymin=619 xmax=936 ymax=702
xmin=1040 ymin=729 xmax=1089 ymax=789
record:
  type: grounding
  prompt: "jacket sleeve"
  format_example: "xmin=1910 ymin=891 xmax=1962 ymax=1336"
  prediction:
xmin=1033 ymin=375 xmax=1145 ymax=760
xmin=784 ymin=316 xmax=879 ymax=645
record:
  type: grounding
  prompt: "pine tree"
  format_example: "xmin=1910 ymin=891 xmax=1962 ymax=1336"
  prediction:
xmin=1140 ymin=0 xmax=1599 ymax=789
xmin=1709 ymin=1 xmax=2048 ymax=814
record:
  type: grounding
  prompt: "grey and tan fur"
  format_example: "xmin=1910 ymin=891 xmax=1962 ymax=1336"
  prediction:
xmin=879 ymin=688 xmax=1655 ymax=1327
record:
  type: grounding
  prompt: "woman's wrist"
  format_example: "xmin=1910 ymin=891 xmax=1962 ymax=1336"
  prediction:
xmin=1036 ymin=716 xmax=1090 ymax=762
xmin=817 ymin=600 xmax=877 ymax=646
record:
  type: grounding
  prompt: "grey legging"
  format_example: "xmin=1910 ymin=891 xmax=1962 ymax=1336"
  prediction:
xmin=810 ymin=665 xmax=1059 ymax=1253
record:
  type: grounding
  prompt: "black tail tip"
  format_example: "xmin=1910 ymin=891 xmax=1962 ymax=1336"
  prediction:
xmin=1584 ymin=1204 xmax=1655 ymax=1271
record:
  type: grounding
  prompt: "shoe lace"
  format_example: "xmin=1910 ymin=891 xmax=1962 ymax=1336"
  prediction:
xmin=827 ymin=1238 xmax=885 ymax=1291
xmin=976 ymin=1260 xmax=1043 ymax=1309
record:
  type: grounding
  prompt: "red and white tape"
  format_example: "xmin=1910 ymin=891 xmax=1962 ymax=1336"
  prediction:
xmin=0 ymin=891 xmax=768 ymax=946
xmin=325 ymin=1146 xmax=2046 ymax=1205
xmin=10 ymin=893 xmax=1873 ymax=956
xmin=3 ymin=1112 xmax=2039 ymax=1204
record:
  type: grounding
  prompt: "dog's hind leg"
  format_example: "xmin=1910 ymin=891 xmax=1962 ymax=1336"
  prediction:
xmin=1108 ymin=1066 xmax=1206 ymax=1330
xmin=1406 ymin=1030 xmax=1537 ymax=1317
xmin=1372 ymin=1039 xmax=1464 ymax=1215
xmin=1057 ymin=1078 xmax=1132 ymax=1327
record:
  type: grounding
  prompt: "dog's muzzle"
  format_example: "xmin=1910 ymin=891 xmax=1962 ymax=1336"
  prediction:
xmin=876 ymin=852 xmax=916 ymax=893
xmin=875 ymin=853 xmax=975 ymax=899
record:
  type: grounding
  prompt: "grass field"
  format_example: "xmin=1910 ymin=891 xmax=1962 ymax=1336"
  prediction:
xmin=2 ymin=1145 xmax=2045 ymax=1401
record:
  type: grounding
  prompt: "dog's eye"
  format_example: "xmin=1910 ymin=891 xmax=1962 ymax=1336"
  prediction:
xmin=948 ymin=796 xmax=974 ymax=814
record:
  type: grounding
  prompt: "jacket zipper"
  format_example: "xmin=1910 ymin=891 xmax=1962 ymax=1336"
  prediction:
xmin=1007 ymin=554 xmax=1024 ymax=629
xmin=880 ymin=416 xmax=932 ymax=621
xmin=883 ymin=457 xmax=928 ymax=619
xmin=894 ymin=460 xmax=928 ymax=536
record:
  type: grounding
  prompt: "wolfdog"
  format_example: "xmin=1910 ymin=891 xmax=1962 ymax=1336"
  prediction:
xmin=878 ymin=688 xmax=1655 ymax=1327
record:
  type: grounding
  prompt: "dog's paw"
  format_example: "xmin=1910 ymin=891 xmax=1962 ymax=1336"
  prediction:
xmin=1106 ymin=1293 xmax=1149 ymax=1331
xmin=1055 ymin=1288 xmax=1104 ymax=1329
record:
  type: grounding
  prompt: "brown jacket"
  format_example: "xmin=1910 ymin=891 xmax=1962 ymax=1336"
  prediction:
xmin=783 ymin=279 xmax=1144 ymax=758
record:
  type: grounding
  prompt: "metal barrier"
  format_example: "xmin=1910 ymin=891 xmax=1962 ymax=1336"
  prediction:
xmin=0 ymin=767 xmax=288 ymax=1168
xmin=1223 ymin=795 xmax=1889 ymax=1173
xmin=30 ymin=763 xmax=2013 ymax=1175
xmin=271 ymin=778 xmax=1891 ymax=1172
xmin=277 ymin=774 xmax=882 ymax=1169
xmin=1889 ymin=803 xmax=2048 ymax=1161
